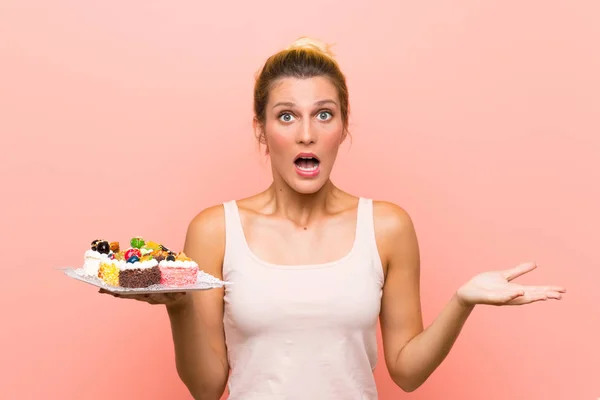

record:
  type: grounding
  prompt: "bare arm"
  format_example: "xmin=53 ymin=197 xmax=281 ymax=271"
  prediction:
xmin=376 ymin=201 xmax=565 ymax=392
xmin=376 ymin=201 xmax=474 ymax=393
xmin=166 ymin=205 xmax=229 ymax=400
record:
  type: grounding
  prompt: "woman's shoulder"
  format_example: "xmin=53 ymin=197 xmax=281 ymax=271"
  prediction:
xmin=232 ymin=194 xmax=266 ymax=214
xmin=368 ymin=199 xmax=419 ymax=276
xmin=188 ymin=203 xmax=226 ymax=230
xmin=372 ymin=199 xmax=412 ymax=222
xmin=183 ymin=204 xmax=228 ymax=273
xmin=371 ymin=199 xmax=416 ymax=243
xmin=184 ymin=203 xmax=228 ymax=252
xmin=185 ymin=193 xmax=264 ymax=234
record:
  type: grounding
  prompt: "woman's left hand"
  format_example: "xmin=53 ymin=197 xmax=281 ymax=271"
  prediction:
xmin=456 ymin=262 xmax=566 ymax=307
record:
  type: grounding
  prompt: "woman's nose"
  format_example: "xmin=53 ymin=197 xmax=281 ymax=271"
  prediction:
xmin=296 ymin=121 xmax=316 ymax=145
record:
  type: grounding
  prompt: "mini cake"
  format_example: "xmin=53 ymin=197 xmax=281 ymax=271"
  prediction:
xmin=159 ymin=252 xmax=199 ymax=287
xmin=111 ymin=237 xmax=161 ymax=288
xmin=98 ymin=259 xmax=123 ymax=286
xmin=119 ymin=258 xmax=161 ymax=288
xmin=83 ymin=249 xmax=107 ymax=277
xmin=83 ymin=239 xmax=113 ymax=277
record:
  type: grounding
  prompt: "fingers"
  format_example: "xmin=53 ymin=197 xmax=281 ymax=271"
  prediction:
xmin=142 ymin=294 xmax=161 ymax=305
xmin=484 ymin=283 xmax=565 ymax=305
xmin=98 ymin=288 xmax=121 ymax=298
xmin=120 ymin=294 xmax=167 ymax=304
xmin=543 ymin=286 xmax=566 ymax=293
xmin=98 ymin=289 xmax=186 ymax=305
xmin=503 ymin=262 xmax=537 ymax=281
xmin=490 ymin=290 xmax=524 ymax=304
xmin=115 ymin=293 xmax=148 ymax=302
xmin=518 ymin=285 xmax=566 ymax=299
xmin=526 ymin=285 xmax=566 ymax=294
xmin=143 ymin=293 xmax=186 ymax=304
xmin=507 ymin=289 xmax=563 ymax=305
xmin=165 ymin=293 xmax=187 ymax=303
xmin=545 ymin=291 xmax=563 ymax=300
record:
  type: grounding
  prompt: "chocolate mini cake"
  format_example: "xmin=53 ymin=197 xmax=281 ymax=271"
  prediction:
xmin=119 ymin=259 xmax=161 ymax=288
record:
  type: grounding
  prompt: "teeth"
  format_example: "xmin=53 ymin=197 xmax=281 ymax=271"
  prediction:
xmin=297 ymin=165 xmax=318 ymax=171
xmin=295 ymin=155 xmax=319 ymax=172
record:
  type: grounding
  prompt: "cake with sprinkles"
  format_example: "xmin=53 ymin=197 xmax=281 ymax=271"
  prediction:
xmin=159 ymin=252 xmax=199 ymax=287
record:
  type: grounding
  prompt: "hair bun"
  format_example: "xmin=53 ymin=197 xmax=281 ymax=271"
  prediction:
xmin=287 ymin=36 xmax=335 ymax=58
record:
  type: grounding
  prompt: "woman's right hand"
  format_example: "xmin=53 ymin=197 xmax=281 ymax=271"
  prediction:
xmin=98 ymin=288 xmax=188 ymax=308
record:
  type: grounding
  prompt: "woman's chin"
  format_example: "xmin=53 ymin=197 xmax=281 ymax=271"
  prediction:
xmin=287 ymin=177 xmax=329 ymax=195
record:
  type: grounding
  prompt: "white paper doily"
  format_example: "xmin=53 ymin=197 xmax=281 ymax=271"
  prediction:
xmin=62 ymin=267 xmax=230 ymax=294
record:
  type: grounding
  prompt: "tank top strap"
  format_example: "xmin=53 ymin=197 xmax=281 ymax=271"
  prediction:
xmin=354 ymin=197 xmax=373 ymax=244
xmin=354 ymin=197 xmax=385 ymax=283
xmin=222 ymin=200 xmax=246 ymax=268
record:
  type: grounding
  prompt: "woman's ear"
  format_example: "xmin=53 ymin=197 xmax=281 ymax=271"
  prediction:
xmin=341 ymin=127 xmax=349 ymax=144
xmin=253 ymin=117 xmax=269 ymax=155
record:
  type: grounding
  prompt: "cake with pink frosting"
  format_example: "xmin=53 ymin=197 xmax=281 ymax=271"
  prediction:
xmin=159 ymin=252 xmax=199 ymax=286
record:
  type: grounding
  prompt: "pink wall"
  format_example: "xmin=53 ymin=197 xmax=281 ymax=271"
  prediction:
xmin=2 ymin=1 xmax=598 ymax=399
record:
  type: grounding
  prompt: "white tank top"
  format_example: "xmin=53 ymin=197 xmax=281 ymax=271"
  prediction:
xmin=222 ymin=197 xmax=384 ymax=400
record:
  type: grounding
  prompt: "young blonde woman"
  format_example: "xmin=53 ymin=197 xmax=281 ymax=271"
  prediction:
xmin=102 ymin=37 xmax=566 ymax=400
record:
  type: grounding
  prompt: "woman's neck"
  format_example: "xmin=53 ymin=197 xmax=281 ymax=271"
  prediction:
xmin=264 ymin=179 xmax=340 ymax=227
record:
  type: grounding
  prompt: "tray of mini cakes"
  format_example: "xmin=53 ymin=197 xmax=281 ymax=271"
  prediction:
xmin=62 ymin=237 xmax=229 ymax=293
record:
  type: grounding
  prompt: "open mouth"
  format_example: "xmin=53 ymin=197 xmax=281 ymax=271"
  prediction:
xmin=294 ymin=155 xmax=320 ymax=172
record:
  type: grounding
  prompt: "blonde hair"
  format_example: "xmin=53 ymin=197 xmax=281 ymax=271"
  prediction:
xmin=286 ymin=36 xmax=336 ymax=58
xmin=253 ymin=36 xmax=349 ymax=143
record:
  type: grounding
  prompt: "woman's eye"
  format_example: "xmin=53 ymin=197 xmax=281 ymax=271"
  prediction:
xmin=317 ymin=111 xmax=332 ymax=121
xmin=279 ymin=113 xmax=294 ymax=122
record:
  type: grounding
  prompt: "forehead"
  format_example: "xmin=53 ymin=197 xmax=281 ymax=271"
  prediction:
xmin=268 ymin=76 xmax=339 ymax=105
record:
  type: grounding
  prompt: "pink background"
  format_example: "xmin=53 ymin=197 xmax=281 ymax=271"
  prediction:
xmin=2 ymin=1 xmax=598 ymax=399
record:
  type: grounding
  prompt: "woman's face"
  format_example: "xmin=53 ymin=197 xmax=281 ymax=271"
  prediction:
xmin=257 ymin=76 xmax=346 ymax=195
